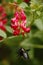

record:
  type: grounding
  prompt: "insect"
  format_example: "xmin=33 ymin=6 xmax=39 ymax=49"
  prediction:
xmin=18 ymin=48 xmax=30 ymax=60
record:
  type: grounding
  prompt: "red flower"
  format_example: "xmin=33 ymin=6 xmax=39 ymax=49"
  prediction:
xmin=0 ymin=5 xmax=7 ymax=31
xmin=11 ymin=10 xmax=30 ymax=36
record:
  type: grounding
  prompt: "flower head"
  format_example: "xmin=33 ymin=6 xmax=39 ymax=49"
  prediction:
xmin=11 ymin=10 xmax=30 ymax=36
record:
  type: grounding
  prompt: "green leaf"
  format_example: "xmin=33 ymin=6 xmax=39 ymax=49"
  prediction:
xmin=3 ymin=35 xmax=26 ymax=46
xmin=19 ymin=2 xmax=28 ymax=9
xmin=34 ymin=19 xmax=43 ymax=31
xmin=5 ymin=26 xmax=13 ymax=33
xmin=0 ymin=30 xmax=7 ymax=38
xmin=36 ymin=11 xmax=41 ymax=16
xmin=6 ymin=0 xmax=14 ymax=2
xmin=20 ymin=34 xmax=43 ymax=48
xmin=34 ymin=31 xmax=43 ymax=41
xmin=17 ymin=0 xmax=23 ymax=3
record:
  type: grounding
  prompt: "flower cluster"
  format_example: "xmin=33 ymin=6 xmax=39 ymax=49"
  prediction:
xmin=0 ymin=5 xmax=7 ymax=31
xmin=11 ymin=10 xmax=30 ymax=36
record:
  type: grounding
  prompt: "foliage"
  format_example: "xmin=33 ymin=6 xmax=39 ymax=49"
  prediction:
xmin=0 ymin=0 xmax=43 ymax=65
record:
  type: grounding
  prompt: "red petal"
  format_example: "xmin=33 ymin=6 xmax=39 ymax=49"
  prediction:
xmin=21 ymin=25 xmax=30 ymax=33
xmin=25 ymin=27 xmax=30 ymax=33
xmin=11 ymin=17 xmax=18 ymax=23
xmin=13 ymin=29 xmax=20 ymax=36
xmin=0 ymin=6 xmax=4 ymax=13
xmin=2 ymin=18 xmax=7 ymax=24
xmin=11 ymin=23 xmax=18 ymax=30
xmin=2 ymin=12 xmax=7 ymax=18
xmin=14 ymin=12 xmax=20 ymax=20
xmin=20 ymin=10 xmax=26 ymax=21
xmin=0 ymin=26 xmax=6 ymax=31
xmin=21 ymin=20 xmax=26 ymax=26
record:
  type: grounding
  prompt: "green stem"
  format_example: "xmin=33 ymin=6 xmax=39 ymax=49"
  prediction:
xmin=21 ymin=44 xmax=43 ymax=49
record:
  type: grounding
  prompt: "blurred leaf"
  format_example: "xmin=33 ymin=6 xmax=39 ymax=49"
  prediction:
xmin=34 ymin=31 xmax=43 ymax=41
xmin=0 ymin=30 xmax=7 ymax=39
xmin=36 ymin=11 xmax=41 ymax=16
xmin=34 ymin=19 xmax=43 ymax=31
xmin=5 ymin=26 xmax=13 ymax=33
xmin=17 ymin=0 xmax=23 ymax=3
xmin=6 ymin=0 xmax=14 ymax=2
xmin=6 ymin=0 xmax=10 ymax=2
xmin=34 ymin=48 xmax=43 ymax=61
xmin=0 ymin=0 xmax=43 ymax=65
xmin=20 ymin=35 xmax=43 ymax=49
xmin=3 ymin=35 xmax=26 ymax=46
xmin=19 ymin=2 xmax=28 ymax=8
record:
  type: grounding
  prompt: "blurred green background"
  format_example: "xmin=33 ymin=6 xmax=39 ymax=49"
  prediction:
xmin=0 ymin=0 xmax=43 ymax=65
